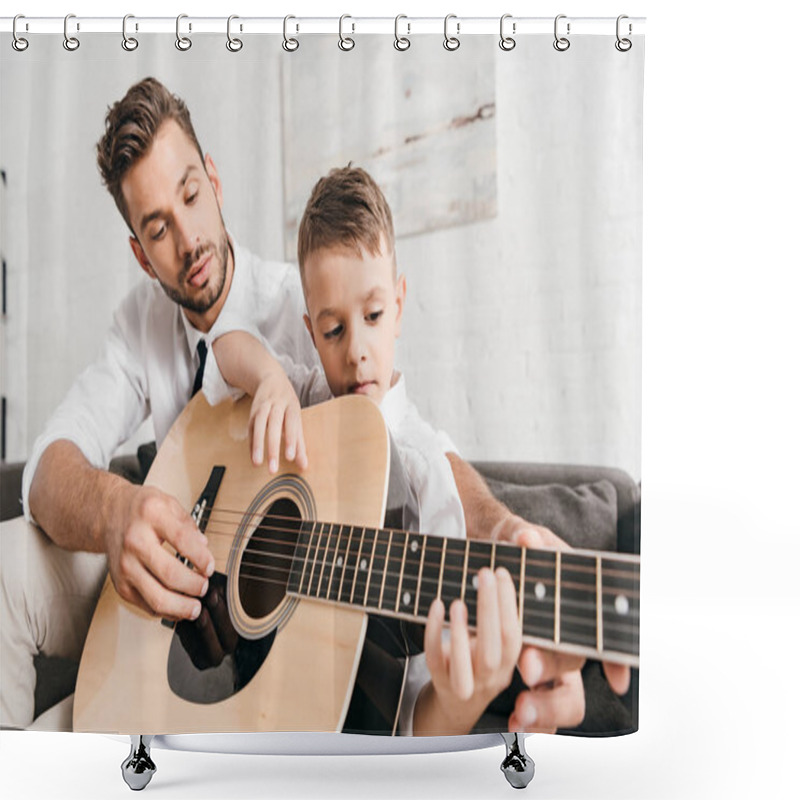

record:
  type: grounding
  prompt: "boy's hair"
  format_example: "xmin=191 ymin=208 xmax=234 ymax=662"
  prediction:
xmin=297 ymin=166 xmax=395 ymax=281
xmin=96 ymin=77 xmax=204 ymax=232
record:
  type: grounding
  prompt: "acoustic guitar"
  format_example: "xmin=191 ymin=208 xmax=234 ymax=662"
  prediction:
xmin=73 ymin=393 xmax=639 ymax=734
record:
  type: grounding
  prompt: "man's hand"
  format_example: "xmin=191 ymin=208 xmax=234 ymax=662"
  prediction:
xmin=502 ymin=515 xmax=631 ymax=731
xmin=105 ymin=482 xmax=215 ymax=621
xmin=29 ymin=440 xmax=216 ymax=622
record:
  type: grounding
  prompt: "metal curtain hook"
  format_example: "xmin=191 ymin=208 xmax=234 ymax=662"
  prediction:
xmin=283 ymin=15 xmax=299 ymax=52
xmin=338 ymin=14 xmax=355 ymax=51
xmin=227 ymin=15 xmax=243 ymax=52
xmin=553 ymin=14 xmax=570 ymax=52
xmin=122 ymin=14 xmax=139 ymax=51
xmin=176 ymin=14 xmax=192 ymax=51
xmin=615 ymin=14 xmax=632 ymax=52
xmin=63 ymin=13 xmax=80 ymax=51
xmin=394 ymin=14 xmax=410 ymax=51
xmin=499 ymin=14 xmax=516 ymax=51
xmin=12 ymin=14 xmax=29 ymax=52
xmin=443 ymin=14 xmax=460 ymax=51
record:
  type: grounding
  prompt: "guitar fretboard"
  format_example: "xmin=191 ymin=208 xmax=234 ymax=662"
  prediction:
xmin=285 ymin=521 xmax=639 ymax=666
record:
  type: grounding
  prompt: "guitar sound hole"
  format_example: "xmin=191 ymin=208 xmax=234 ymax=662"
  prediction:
xmin=239 ymin=497 xmax=302 ymax=620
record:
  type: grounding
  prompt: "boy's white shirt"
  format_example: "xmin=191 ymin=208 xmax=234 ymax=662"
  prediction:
xmin=202 ymin=329 xmax=467 ymax=735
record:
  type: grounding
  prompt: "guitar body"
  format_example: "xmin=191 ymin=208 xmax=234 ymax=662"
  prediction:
xmin=74 ymin=393 xmax=391 ymax=734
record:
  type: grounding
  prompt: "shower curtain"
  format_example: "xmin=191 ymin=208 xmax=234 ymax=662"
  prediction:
xmin=0 ymin=20 xmax=643 ymax=740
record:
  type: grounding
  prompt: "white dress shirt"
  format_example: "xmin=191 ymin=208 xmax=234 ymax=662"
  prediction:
xmin=22 ymin=238 xmax=318 ymax=521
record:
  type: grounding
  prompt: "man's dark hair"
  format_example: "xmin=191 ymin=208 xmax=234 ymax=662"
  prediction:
xmin=96 ymin=77 xmax=204 ymax=232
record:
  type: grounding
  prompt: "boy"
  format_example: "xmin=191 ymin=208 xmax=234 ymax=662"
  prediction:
xmin=205 ymin=166 xmax=522 ymax=735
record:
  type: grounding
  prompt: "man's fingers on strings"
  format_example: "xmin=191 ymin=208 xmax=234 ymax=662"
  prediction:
xmin=603 ymin=662 xmax=631 ymax=695
xmin=517 ymin=646 xmax=584 ymax=688
xmin=158 ymin=509 xmax=215 ymax=581
xmin=140 ymin=538 xmax=209 ymax=599
xmin=129 ymin=561 xmax=202 ymax=621
xmin=510 ymin=671 xmax=585 ymax=733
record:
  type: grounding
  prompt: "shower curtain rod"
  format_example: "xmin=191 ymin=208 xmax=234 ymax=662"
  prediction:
xmin=1 ymin=15 xmax=646 ymax=37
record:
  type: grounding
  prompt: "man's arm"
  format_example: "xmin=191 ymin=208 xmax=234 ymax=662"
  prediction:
xmin=445 ymin=452 xmax=630 ymax=729
xmin=29 ymin=442 xmax=214 ymax=622
xmin=445 ymin=453 xmax=563 ymax=546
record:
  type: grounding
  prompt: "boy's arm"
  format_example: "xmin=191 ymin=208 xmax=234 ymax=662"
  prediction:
xmin=212 ymin=331 xmax=307 ymax=471
xmin=445 ymin=453 xmax=631 ymax=725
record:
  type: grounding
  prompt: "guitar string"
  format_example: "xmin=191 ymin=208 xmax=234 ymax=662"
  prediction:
xmin=235 ymin=562 xmax=636 ymax=610
xmin=197 ymin=546 xmax=640 ymax=607
xmin=206 ymin=507 xmax=641 ymax=569
xmin=228 ymin=576 xmax=640 ymax=653
xmin=191 ymin=505 xmax=641 ymax=635
xmin=207 ymin=507 xmax=640 ymax=572
xmin=199 ymin=530 xmax=640 ymax=595
xmin=197 ymin=515 xmax=640 ymax=582
xmin=209 ymin=546 xmax=639 ymax=598
xmin=194 ymin=514 xmax=639 ymax=598
xmin=203 ymin=567 xmax=640 ymax=636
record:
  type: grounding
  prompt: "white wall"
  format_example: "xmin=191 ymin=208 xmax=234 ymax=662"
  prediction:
xmin=0 ymin=32 xmax=642 ymax=480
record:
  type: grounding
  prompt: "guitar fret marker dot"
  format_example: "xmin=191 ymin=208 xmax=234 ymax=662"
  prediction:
xmin=534 ymin=581 xmax=546 ymax=600
xmin=615 ymin=594 xmax=629 ymax=616
xmin=472 ymin=574 xmax=479 ymax=590
xmin=336 ymin=556 xmax=344 ymax=568
xmin=410 ymin=539 xmax=419 ymax=553
xmin=360 ymin=559 xmax=367 ymax=572
xmin=403 ymin=591 xmax=411 ymax=607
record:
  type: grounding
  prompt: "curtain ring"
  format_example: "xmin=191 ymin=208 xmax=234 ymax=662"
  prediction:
xmin=282 ymin=15 xmax=299 ymax=52
xmin=122 ymin=14 xmax=139 ymax=51
xmin=226 ymin=15 xmax=243 ymax=52
xmin=499 ymin=14 xmax=516 ymax=51
xmin=394 ymin=15 xmax=410 ymax=51
xmin=63 ymin=13 xmax=80 ymax=51
xmin=553 ymin=14 xmax=570 ymax=52
xmin=443 ymin=14 xmax=460 ymax=51
xmin=615 ymin=15 xmax=632 ymax=52
xmin=176 ymin=14 xmax=192 ymax=51
xmin=12 ymin=14 xmax=29 ymax=52
xmin=338 ymin=14 xmax=355 ymax=51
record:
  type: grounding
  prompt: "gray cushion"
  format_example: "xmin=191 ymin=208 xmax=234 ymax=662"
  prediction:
xmin=482 ymin=477 xmax=619 ymax=552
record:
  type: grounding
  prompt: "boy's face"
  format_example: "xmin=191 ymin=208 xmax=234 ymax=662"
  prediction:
xmin=303 ymin=239 xmax=406 ymax=406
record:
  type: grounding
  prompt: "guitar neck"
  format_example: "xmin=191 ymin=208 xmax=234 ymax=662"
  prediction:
xmin=286 ymin=522 xmax=639 ymax=667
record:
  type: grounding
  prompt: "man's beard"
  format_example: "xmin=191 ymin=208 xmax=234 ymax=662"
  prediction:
xmin=159 ymin=228 xmax=230 ymax=314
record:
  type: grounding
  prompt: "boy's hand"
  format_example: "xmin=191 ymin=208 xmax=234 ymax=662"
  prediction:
xmin=212 ymin=331 xmax=308 ymax=473
xmin=423 ymin=567 xmax=522 ymax=728
xmin=249 ymin=372 xmax=308 ymax=472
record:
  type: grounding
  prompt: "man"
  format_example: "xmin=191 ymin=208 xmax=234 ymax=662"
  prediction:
xmin=0 ymin=77 xmax=626 ymax=732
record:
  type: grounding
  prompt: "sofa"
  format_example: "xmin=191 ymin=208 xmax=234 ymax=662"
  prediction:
xmin=0 ymin=454 xmax=640 ymax=733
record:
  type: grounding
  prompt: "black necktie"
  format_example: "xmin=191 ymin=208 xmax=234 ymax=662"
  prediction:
xmin=191 ymin=339 xmax=207 ymax=397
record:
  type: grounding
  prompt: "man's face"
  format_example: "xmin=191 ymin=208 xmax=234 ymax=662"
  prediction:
xmin=303 ymin=239 xmax=405 ymax=406
xmin=121 ymin=119 xmax=231 ymax=331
